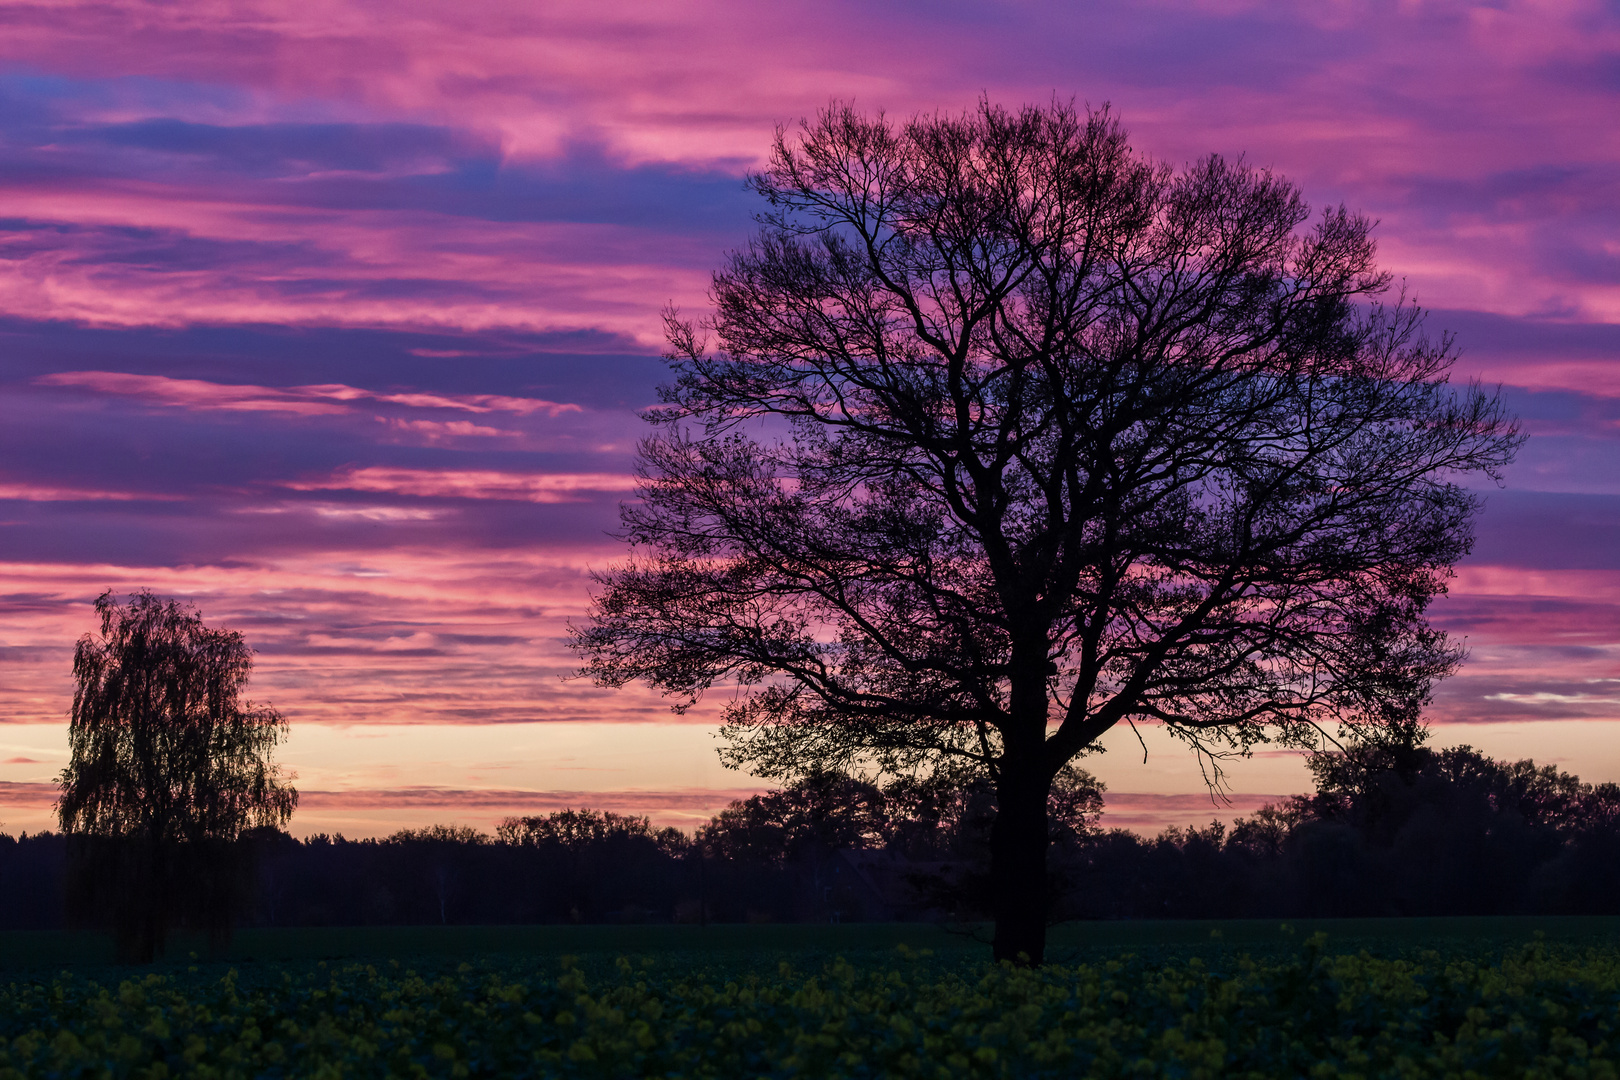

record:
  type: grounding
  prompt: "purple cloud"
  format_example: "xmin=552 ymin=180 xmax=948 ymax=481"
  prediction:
xmin=1 ymin=0 xmax=1618 ymax=833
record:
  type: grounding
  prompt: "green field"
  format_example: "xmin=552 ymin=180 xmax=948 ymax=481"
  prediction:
xmin=3 ymin=920 xmax=1619 ymax=1077
xmin=6 ymin=915 xmax=1620 ymax=970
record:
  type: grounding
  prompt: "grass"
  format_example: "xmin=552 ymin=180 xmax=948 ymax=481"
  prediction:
xmin=5 ymin=915 xmax=1620 ymax=972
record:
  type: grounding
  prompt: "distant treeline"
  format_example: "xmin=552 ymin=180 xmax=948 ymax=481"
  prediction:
xmin=4 ymin=743 xmax=1619 ymax=929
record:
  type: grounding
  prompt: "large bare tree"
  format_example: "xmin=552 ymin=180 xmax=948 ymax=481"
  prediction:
xmin=574 ymin=100 xmax=1520 ymax=963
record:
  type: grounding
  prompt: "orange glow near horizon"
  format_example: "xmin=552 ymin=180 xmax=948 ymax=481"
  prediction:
xmin=7 ymin=718 xmax=1620 ymax=841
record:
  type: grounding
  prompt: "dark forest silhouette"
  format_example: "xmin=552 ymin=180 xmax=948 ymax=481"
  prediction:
xmin=6 ymin=740 xmax=1619 ymax=933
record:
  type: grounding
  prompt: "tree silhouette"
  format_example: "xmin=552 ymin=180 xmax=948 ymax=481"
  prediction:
xmin=56 ymin=590 xmax=296 ymax=961
xmin=697 ymin=772 xmax=888 ymax=865
xmin=575 ymin=99 xmax=1521 ymax=963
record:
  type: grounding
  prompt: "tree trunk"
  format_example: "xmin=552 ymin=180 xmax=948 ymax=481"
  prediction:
xmin=990 ymin=763 xmax=1050 ymax=965
xmin=113 ymin=837 xmax=169 ymax=964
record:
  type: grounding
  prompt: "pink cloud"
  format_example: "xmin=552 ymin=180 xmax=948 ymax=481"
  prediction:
xmin=0 ymin=551 xmax=689 ymax=728
xmin=235 ymin=502 xmax=447 ymax=521
xmin=0 ymin=781 xmax=55 ymax=807
xmin=0 ymin=778 xmax=766 ymax=834
xmin=1422 ymin=566 xmax=1620 ymax=723
xmin=36 ymin=372 xmax=347 ymax=415
xmin=0 ymin=207 xmax=719 ymax=343
xmin=2 ymin=1 xmax=1600 ymax=171
xmin=1098 ymin=791 xmax=1289 ymax=836
xmin=0 ymin=2 xmax=1612 ymax=339
xmin=284 ymin=466 xmax=638 ymax=502
xmin=0 ymin=482 xmax=185 ymax=501
xmin=377 ymin=419 xmax=512 ymax=440
xmin=1492 ymin=365 xmax=1620 ymax=401
xmin=298 ymin=786 xmax=761 ymax=812
xmin=1449 ymin=566 xmax=1620 ymax=604
xmin=35 ymin=371 xmax=580 ymax=418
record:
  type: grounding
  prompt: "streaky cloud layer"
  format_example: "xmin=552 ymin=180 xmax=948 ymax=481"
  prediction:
xmin=0 ymin=0 xmax=1617 ymax=835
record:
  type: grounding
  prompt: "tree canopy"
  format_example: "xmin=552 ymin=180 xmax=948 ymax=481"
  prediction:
xmin=56 ymin=589 xmax=296 ymax=959
xmin=575 ymin=99 xmax=1521 ymax=962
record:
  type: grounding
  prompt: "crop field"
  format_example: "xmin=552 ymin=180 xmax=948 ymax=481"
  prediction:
xmin=2 ymin=920 xmax=1619 ymax=1078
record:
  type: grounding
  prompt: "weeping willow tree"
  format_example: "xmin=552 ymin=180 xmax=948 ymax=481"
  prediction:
xmin=57 ymin=590 xmax=296 ymax=961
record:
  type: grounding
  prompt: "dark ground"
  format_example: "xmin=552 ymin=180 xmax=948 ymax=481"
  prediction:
xmin=5 ymin=915 xmax=1619 ymax=974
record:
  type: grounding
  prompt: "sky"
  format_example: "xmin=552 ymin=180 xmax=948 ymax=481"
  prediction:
xmin=1 ymin=0 xmax=1618 ymax=838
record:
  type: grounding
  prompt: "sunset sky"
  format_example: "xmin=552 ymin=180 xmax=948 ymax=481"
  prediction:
xmin=2 ymin=0 xmax=1618 ymax=838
